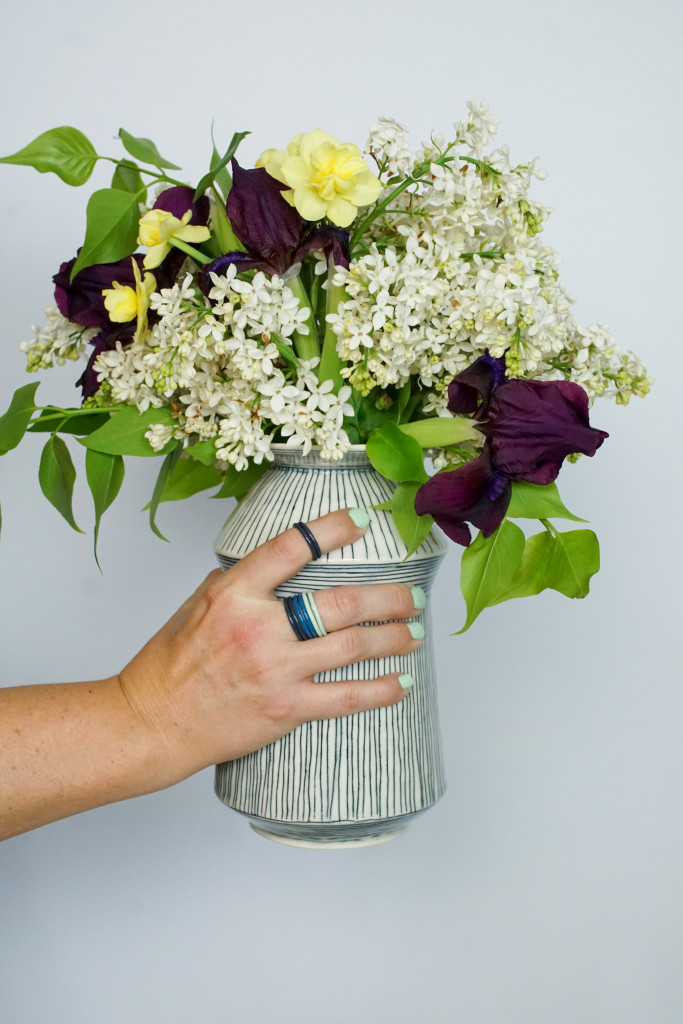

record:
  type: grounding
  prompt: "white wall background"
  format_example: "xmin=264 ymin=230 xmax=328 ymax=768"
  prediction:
xmin=1 ymin=1 xmax=681 ymax=1021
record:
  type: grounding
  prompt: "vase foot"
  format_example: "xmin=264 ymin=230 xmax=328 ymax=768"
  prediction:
xmin=249 ymin=823 xmax=410 ymax=849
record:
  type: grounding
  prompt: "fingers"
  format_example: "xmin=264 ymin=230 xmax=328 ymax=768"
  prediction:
xmin=227 ymin=508 xmax=370 ymax=595
xmin=312 ymin=583 xmax=426 ymax=633
xmin=297 ymin=672 xmax=414 ymax=722
xmin=294 ymin=620 xmax=425 ymax=676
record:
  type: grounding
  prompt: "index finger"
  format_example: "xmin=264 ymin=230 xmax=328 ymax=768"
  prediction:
xmin=225 ymin=508 xmax=370 ymax=594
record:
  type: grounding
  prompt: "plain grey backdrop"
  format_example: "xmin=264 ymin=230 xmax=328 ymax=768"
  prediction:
xmin=1 ymin=1 xmax=681 ymax=1021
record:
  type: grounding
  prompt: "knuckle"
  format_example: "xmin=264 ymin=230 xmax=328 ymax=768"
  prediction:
xmin=340 ymin=685 xmax=364 ymax=715
xmin=330 ymin=587 xmax=362 ymax=623
xmin=338 ymin=627 xmax=365 ymax=662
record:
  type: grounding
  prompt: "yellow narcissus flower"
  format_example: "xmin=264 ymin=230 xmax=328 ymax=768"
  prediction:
xmin=102 ymin=260 xmax=156 ymax=342
xmin=137 ymin=208 xmax=210 ymax=269
xmin=256 ymin=129 xmax=382 ymax=228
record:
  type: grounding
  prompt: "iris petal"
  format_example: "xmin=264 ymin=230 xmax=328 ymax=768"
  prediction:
xmin=415 ymin=447 xmax=511 ymax=546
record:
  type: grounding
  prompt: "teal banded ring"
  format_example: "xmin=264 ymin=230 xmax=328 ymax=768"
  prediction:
xmin=283 ymin=591 xmax=327 ymax=641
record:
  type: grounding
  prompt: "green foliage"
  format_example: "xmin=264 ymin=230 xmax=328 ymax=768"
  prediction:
xmin=80 ymin=407 xmax=176 ymax=457
xmin=118 ymin=128 xmax=180 ymax=170
xmin=71 ymin=188 xmax=142 ymax=280
xmin=85 ymin=449 xmax=125 ymax=568
xmin=457 ymin=521 xmax=600 ymax=631
xmin=211 ymin=460 xmax=269 ymax=501
xmin=185 ymin=438 xmax=219 ymax=465
xmin=27 ymin=409 xmax=109 ymax=435
xmin=194 ymin=130 xmax=249 ymax=200
xmin=366 ymin=422 xmax=428 ymax=483
xmin=38 ymin=435 xmax=83 ymax=533
xmin=0 ymin=126 xmax=98 ymax=186
xmin=147 ymin=443 xmax=183 ymax=541
xmin=390 ymin=481 xmax=434 ymax=559
xmin=506 ymin=480 xmax=585 ymax=521
xmin=0 ymin=382 xmax=39 ymax=453
xmin=398 ymin=417 xmax=480 ymax=448
xmin=111 ymin=159 xmax=146 ymax=197
xmin=148 ymin=458 xmax=223 ymax=504
xmin=457 ymin=520 xmax=526 ymax=633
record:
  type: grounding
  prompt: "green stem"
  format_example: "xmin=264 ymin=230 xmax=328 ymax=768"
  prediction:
xmin=32 ymin=405 xmax=127 ymax=424
xmin=99 ymin=156 xmax=187 ymax=189
xmin=540 ymin=517 xmax=557 ymax=537
xmin=318 ymin=282 xmax=347 ymax=392
xmin=169 ymin=237 xmax=212 ymax=265
xmin=285 ymin=274 xmax=320 ymax=363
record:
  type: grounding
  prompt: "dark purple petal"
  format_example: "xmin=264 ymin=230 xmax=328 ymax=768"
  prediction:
xmin=53 ymin=254 xmax=145 ymax=330
xmin=447 ymin=351 xmax=507 ymax=415
xmin=482 ymin=379 xmax=609 ymax=483
xmin=415 ymin=447 xmax=511 ymax=546
xmin=227 ymin=160 xmax=307 ymax=275
xmin=205 ymin=250 xmax=275 ymax=278
xmin=154 ymin=185 xmax=209 ymax=226
xmin=294 ymin=224 xmax=351 ymax=270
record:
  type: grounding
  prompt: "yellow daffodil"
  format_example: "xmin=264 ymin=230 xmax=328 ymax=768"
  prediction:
xmin=137 ymin=208 xmax=210 ymax=269
xmin=102 ymin=260 xmax=156 ymax=342
xmin=256 ymin=129 xmax=382 ymax=228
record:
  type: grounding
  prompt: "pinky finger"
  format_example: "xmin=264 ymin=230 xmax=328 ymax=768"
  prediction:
xmin=298 ymin=673 xmax=414 ymax=722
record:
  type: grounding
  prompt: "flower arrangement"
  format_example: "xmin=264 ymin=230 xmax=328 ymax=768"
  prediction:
xmin=0 ymin=103 xmax=650 ymax=629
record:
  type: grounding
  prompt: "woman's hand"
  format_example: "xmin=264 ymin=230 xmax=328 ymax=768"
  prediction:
xmin=118 ymin=508 xmax=425 ymax=781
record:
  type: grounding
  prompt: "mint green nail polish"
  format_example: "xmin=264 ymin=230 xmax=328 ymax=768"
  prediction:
xmin=411 ymin=586 xmax=427 ymax=610
xmin=407 ymin=622 xmax=425 ymax=640
xmin=348 ymin=507 xmax=370 ymax=528
xmin=399 ymin=673 xmax=414 ymax=691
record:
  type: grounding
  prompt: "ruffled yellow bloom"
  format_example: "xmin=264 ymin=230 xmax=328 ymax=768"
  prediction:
xmin=256 ymin=129 xmax=382 ymax=228
xmin=102 ymin=260 xmax=156 ymax=342
xmin=137 ymin=208 xmax=210 ymax=269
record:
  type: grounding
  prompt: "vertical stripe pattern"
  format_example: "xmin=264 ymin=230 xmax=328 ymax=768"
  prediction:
xmin=214 ymin=445 xmax=448 ymax=846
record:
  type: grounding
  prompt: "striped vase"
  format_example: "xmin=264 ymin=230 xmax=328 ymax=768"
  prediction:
xmin=213 ymin=445 xmax=447 ymax=848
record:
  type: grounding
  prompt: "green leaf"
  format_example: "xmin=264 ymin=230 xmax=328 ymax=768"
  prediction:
xmin=506 ymin=480 xmax=586 ymax=522
xmin=145 ymin=458 xmax=223 ymax=505
xmin=80 ymin=406 xmax=176 ymax=457
xmin=0 ymin=126 xmax=98 ymax=186
xmin=38 ymin=435 xmax=83 ymax=533
xmin=71 ymin=188 xmax=141 ymax=280
xmin=545 ymin=529 xmax=600 ymax=599
xmin=391 ymin=481 xmax=434 ymax=559
xmin=0 ymin=382 xmax=39 ymax=453
xmin=111 ymin=159 xmax=145 ymax=196
xmin=194 ymin=130 xmax=249 ymax=200
xmin=489 ymin=530 xmax=555 ymax=605
xmin=118 ymin=128 xmax=181 ymax=170
xmin=457 ymin=520 xmax=526 ymax=632
xmin=28 ymin=409 xmax=109 ymax=435
xmin=85 ymin=449 xmax=125 ymax=567
xmin=371 ymin=499 xmax=393 ymax=511
xmin=395 ymin=380 xmax=412 ymax=423
xmin=366 ymin=422 xmax=428 ymax=482
xmin=211 ymin=460 xmax=269 ymax=501
xmin=398 ymin=417 xmax=480 ymax=448
xmin=185 ymin=438 xmax=219 ymax=465
xmin=209 ymin=186 xmax=244 ymax=253
xmin=147 ymin=443 xmax=183 ymax=540
xmin=210 ymin=143 xmax=233 ymax=200
xmin=271 ymin=333 xmax=298 ymax=368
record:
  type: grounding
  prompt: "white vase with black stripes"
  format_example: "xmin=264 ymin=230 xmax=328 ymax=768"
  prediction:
xmin=214 ymin=445 xmax=447 ymax=848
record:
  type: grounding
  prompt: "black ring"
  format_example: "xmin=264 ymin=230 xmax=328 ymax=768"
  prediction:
xmin=293 ymin=521 xmax=322 ymax=560
xmin=283 ymin=596 xmax=308 ymax=641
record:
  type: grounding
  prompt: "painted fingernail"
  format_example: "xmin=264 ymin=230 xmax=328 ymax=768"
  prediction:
xmin=411 ymin=586 xmax=427 ymax=610
xmin=399 ymin=673 xmax=414 ymax=691
xmin=348 ymin=508 xmax=370 ymax=528
xmin=407 ymin=622 xmax=425 ymax=640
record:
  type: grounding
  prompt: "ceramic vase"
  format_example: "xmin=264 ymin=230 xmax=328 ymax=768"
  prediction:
xmin=213 ymin=445 xmax=447 ymax=848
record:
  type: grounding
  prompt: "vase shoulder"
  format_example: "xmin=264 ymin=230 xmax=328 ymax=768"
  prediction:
xmin=214 ymin=446 xmax=448 ymax=564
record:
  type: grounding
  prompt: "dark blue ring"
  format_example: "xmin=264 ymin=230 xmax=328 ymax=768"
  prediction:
xmin=283 ymin=596 xmax=308 ymax=641
xmin=291 ymin=593 xmax=318 ymax=640
xmin=293 ymin=522 xmax=322 ymax=561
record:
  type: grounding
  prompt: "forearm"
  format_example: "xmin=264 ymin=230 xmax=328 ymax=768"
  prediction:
xmin=0 ymin=677 xmax=180 ymax=840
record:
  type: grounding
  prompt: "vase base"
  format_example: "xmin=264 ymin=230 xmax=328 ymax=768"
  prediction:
xmin=249 ymin=823 xmax=410 ymax=849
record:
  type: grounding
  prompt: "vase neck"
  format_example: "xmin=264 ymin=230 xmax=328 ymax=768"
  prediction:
xmin=270 ymin=446 xmax=372 ymax=470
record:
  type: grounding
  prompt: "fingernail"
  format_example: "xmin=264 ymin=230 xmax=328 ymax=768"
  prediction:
xmin=407 ymin=622 xmax=425 ymax=640
xmin=411 ymin=586 xmax=427 ymax=610
xmin=399 ymin=673 xmax=414 ymax=691
xmin=348 ymin=508 xmax=370 ymax=528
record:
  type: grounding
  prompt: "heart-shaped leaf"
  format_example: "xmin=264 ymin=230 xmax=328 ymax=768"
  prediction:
xmin=0 ymin=127 xmax=98 ymax=186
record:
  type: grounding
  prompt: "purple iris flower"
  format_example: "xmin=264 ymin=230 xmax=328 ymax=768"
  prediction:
xmin=415 ymin=352 xmax=609 ymax=546
xmin=204 ymin=160 xmax=350 ymax=282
